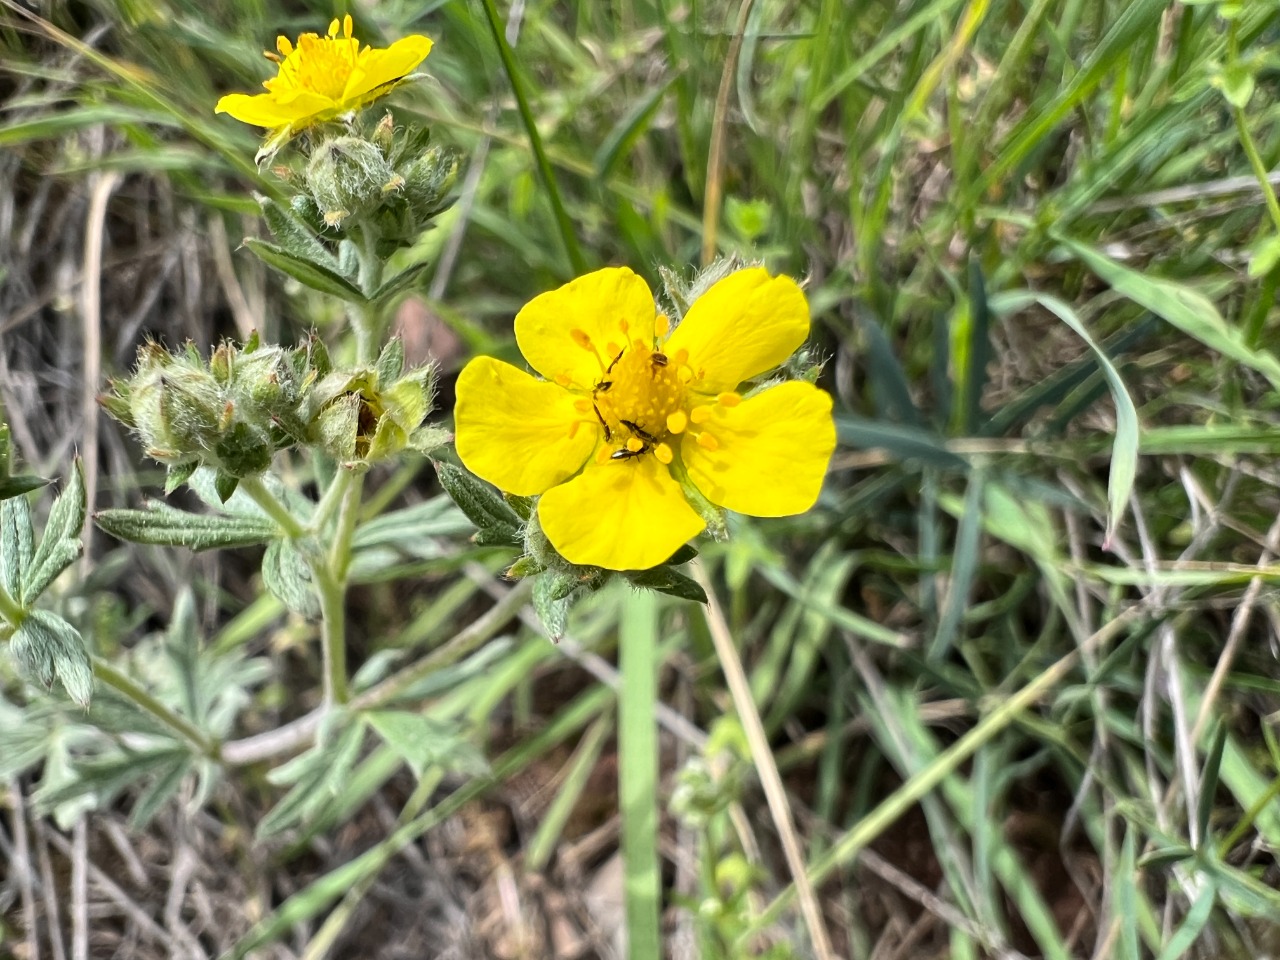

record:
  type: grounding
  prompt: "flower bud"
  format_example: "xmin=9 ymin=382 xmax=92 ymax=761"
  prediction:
xmin=305 ymin=136 xmax=398 ymax=228
xmin=128 ymin=364 xmax=223 ymax=463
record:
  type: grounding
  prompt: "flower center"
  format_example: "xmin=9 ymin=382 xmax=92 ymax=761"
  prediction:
xmin=267 ymin=18 xmax=361 ymax=102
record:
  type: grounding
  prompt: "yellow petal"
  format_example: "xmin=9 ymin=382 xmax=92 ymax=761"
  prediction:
xmin=515 ymin=267 xmax=657 ymax=389
xmin=681 ymin=381 xmax=834 ymax=517
xmin=665 ymin=268 xmax=810 ymax=394
xmin=214 ymin=91 xmax=324 ymax=126
xmin=538 ymin=456 xmax=705 ymax=570
xmin=344 ymin=35 xmax=433 ymax=101
xmin=454 ymin=357 xmax=597 ymax=497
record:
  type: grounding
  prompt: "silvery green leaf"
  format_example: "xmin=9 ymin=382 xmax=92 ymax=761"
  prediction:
xmin=262 ymin=539 xmax=320 ymax=618
xmin=23 ymin=459 xmax=85 ymax=604
xmin=13 ymin=610 xmax=93 ymax=706
xmin=1 ymin=492 xmax=34 ymax=601
xmin=95 ymin=502 xmax=278 ymax=551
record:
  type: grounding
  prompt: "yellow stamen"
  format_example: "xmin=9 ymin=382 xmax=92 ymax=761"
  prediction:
xmin=555 ymin=372 xmax=572 ymax=387
xmin=655 ymin=313 xmax=670 ymax=338
xmin=671 ymin=348 xmax=689 ymax=366
xmin=327 ymin=18 xmax=340 ymax=37
xmin=573 ymin=398 xmax=592 ymax=413
xmin=276 ymin=36 xmax=293 ymax=56
xmin=595 ymin=446 xmax=612 ymax=465
xmin=570 ymin=329 xmax=594 ymax=350
xmin=696 ymin=432 xmax=719 ymax=451
xmin=626 ymin=437 xmax=644 ymax=453
xmin=666 ymin=410 xmax=688 ymax=434
xmin=567 ymin=421 xmax=581 ymax=439
xmin=718 ymin=392 xmax=741 ymax=407
xmin=655 ymin=443 xmax=673 ymax=464
xmin=689 ymin=405 xmax=712 ymax=425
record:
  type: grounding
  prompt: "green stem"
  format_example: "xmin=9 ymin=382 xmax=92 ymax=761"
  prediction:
xmin=477 ymin=0 xmax=588 ymax=275
xmin=0 ymin=580 xmax=26 ymax=626
xmin=618 ymin=589 xmax=662 ymax=960
xmin=314 ymin=565 xmax=348 ymax=705
xmin=328 ymin=472 xmax=365 ymax=580
xmin=93 ymin=659 xmax=216 ymax=758
xmin=239 ymin=475 xmax=306 ymax=539
xmin=1233 ymin=105 xmax=1280 ymax=236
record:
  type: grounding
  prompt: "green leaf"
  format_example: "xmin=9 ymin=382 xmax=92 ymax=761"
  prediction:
xmin=1248 ymin=233 xmax=1280 ymax=279
xmin=1058 ymin=236 xmax=1280 ymax=391
xmin=262 ymin=539 xmax=320 ymax=618
xmin=1211 ymin=61 xmax=1255 ymax=109
xmin=1 ymin=492 xmax=34 ymax=601
xmin=257 ymin=195 xmax=340 ymax=271
xmin=990 ymin=291 xmax=1139 ymax=545
xmin=1155 ymin=880 xmax=1217 ymax=960
xmin=96 ymin=502 xmax=279 ymax=551
xmin=1198 ymin=722 xmax=1229 ymax=849
xmin=366 ymin=711 xmax=488 ymax=778
xmin=0 ymin=474 xmax=47 ymax=502
xmin=242 ymin=238 xmax=368 ymax=304
xmin=12 ymin=609 xmax=93 ymax=706
xmin=434 ymin=461 xmax=522 ymax=544
xmin=23 ymin=459 xmax=86 ymax=604
xmin=626 ymin=566 xmax=707 ymax=604
xmin=370 ymin=263 xmax=429 ymax=304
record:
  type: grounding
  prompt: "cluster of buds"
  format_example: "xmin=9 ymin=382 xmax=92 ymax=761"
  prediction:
xmin=282 ymin=113 xmax=457 ymax=252
xmin=101 ymin=335 xmax=445 ymax=495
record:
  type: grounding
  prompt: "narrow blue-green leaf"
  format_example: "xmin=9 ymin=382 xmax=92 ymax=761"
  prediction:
xmin=619 ymin=589 xmax=661 ymax=960
xmin=1116 ymin=828 xmax=1141 ymax=960
xmin=593 ymin=77 xmax=676 ymax=178
xmin=1057 ymin=237 xmax=1280 ymax=391
xmin=242 ymin=238 xmax=368 ymax=305
xmin=1155 ymin=880 xmax=1217 ymax=960
xmin=990 ymin=290 xmax=1139 ymax=545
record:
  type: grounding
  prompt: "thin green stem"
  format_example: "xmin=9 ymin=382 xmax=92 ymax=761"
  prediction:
xmin=310 ymin=466 xmax=354 ymax=536
xmin=314 ymin=565 xmax=349 ymax=705
xmin=328 ymin=472 xmax=365 ymax=580
xmin=477 ymin=0 xmax=588 ymax=275
xmin=1233 ymin=105 xmax=1280 ymax=236
xmin=619 ymin=590 xmax=661 ymax=960
xmin=0 ymin=580 xmax=26 ymax=625
xmin=238 ymin=475 xmax=306 ymax=539
xmin=93 ymin=659 xmax=216 ymax=758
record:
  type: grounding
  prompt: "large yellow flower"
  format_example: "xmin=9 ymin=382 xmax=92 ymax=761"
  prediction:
xmin=215 ymin=15 xmax=432 ymax=148
xmin=454 ymin=267 xmax=836 ymax=571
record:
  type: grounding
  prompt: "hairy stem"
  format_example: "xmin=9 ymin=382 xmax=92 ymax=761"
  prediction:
xmin=93 ymin=659 xmax=217 ymax=758
xmin=238 ymin=474 xmax=306 ymax=539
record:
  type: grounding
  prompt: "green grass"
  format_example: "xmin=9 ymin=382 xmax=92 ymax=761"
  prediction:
xmin=4 ymin=0 xmax=1280 ymax=957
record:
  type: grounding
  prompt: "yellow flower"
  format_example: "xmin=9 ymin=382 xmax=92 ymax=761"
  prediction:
xmin=215 ymin=15 xmax=432 ymax=149
xmin=454 ymin=267 xmax=836 ymax=571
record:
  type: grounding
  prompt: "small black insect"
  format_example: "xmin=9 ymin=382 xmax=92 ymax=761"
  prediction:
xmin=650 ymin=352 xmax=668 ymax=368
xmin=619 ymin=419 xmax=657 ymax=444
xmin=611 ymin=445 xmax=649 ymax=461
xmin=606 ymin=348 xmax=625 ymax=373
xmin=593 ymin=404 xmax=611 ymax=441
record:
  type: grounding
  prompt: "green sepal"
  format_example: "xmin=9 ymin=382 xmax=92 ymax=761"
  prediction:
xmin=95 ymin=502 xmax=279 ymax=551
xmin=257 ymin=194 xmax=340 ymax=272
xmin=666 ymin=543 xmax=699 ymax=565
xmin=164 ymin=463 xmax=199 ymax=496
xmin=407 ymin=424 xmax=451 ymax=456
xmin=375 ymin=337 xmax=406 ymax=386
xmin=213 ymin=470 xmax=240 ymax=503
xmin=242 ymin=238 xmax=368 ymax=305
xmin=504 ymin=494 xmax=534 ymax=521
xmin=532 ymin=573 xmax=573 ymax=641
xmin=504 ymin=555 xmax=545 ymax=579
xmin=435 ymin=461 xmax=522 ymax=543
xmin=11 ymin=609 xmax=93 ymax=706
xmin=626 ymin=566 xmax=708 ymax=604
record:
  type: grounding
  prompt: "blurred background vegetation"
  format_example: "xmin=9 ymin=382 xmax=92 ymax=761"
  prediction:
xmin=4 ymin=0 xmax=1280 ymax=957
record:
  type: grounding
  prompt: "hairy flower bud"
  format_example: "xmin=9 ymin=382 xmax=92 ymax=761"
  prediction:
xmin=306 ymin=136 xmax=399 ymax=228
xmin=128 ymin=364 xmax=223 ymax=463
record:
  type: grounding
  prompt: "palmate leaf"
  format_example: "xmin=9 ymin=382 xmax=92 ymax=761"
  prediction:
xmin=23 ymin=459 xmax=86 ymax=604
xmin=11 ymin=610 xmax=93 ymax=707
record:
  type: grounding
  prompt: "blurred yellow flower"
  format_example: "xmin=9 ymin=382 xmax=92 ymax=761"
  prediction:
xmin=215 ymin=15 xmax=432 ymax=151
xmin=454 ymin=267 xmax=836 ymax=571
